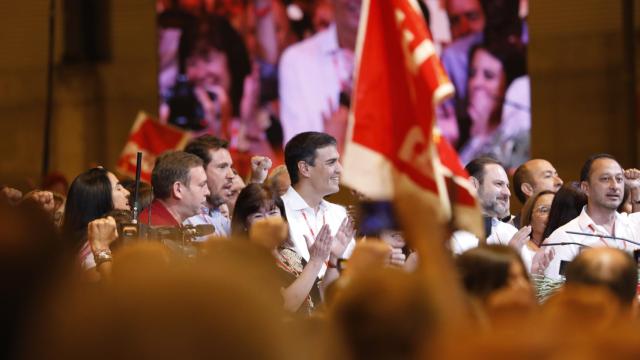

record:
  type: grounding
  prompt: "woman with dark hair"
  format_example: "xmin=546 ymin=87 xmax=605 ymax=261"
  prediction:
xmin=542 ymin=184 xmax=587 ymax=240
xmin=520 ymin=190 xmax=555 ymax=248
xmin=232 ymin=183 xmax=338 ymax=314
xmin=62 ymin=168 xmax=130 ymax=270
xmin=457 ymin=40 xmax=527 ymax=166
xmin=456 ymin=245 xmax=534 ymax=311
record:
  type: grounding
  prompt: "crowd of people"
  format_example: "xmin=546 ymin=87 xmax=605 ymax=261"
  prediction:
xmin=3 ymin=0 xmax=640 ymax=358
xmin=156 ymin=0 xmax=530 ymax=177
xmin=4 ymin=130 xmax=640 ymax=358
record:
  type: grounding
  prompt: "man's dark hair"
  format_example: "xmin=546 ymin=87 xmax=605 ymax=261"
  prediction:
xmin=184 ymin=135 xmax=229 ymax=167
xmin=284 ymin=132 xmax=337 ymax=185
xmin=151 ymin=151 xmax=203 ymax=200
xmin=512 ymin=163 xmax=531 ymax=204
xmin=565 ymin=248 xmax=638 ymax=306
xmin=456 ymin=244 xmax=529 ymax=301
xmin=579 ymin=153 xmax=617 ymax=183
xmin=465 ymin=157 xmax=502 ymax=184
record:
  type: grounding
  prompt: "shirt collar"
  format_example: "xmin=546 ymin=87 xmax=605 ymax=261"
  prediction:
xmin=577 ymin=206 xmax=624 ymax=233
xmin=284 ymin=187 xmax=328 ymax=212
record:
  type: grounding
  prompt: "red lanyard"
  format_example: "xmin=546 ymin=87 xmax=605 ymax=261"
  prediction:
xmin=301 ymin=209 xmax=326 ymax=238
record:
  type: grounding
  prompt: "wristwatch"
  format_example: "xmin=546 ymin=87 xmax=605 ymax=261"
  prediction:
xmin=93 ymin=249 xmax=112 ymax=267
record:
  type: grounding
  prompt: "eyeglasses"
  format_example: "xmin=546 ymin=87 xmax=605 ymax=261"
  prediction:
xmin=534 ymin=205 xmax=550 ymax=215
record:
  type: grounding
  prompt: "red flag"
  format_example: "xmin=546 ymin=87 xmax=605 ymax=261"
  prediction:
xmin=117 ymin=112 xmax=191 ymax=182
xmin=342 ymin=0 xmax=482 ymax=236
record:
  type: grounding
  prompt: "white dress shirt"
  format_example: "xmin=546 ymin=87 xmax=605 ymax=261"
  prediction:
xmin=451 ymin=218 xmax=518 ymax=254
xmin=281 ymin=186 xmax=355 ymax=276
xmin=279 ymin=24 xmax=353 ymax=144
xmin=543 ymin=207 xmax=640 ymax=279
xmin=183 ymin=206 xmax=230 ymax=241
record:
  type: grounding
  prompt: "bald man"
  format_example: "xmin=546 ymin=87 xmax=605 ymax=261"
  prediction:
xmin=512 ymin=159 xmax=563 ymax=228
xmin=565 ymin=247 xmax=638 ymax=309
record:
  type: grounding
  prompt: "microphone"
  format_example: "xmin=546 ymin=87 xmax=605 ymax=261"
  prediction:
xmin=539 ymin=242 xmax=592 ymax=248
xmin=183 ymin=224 xmax=215 ymax=237
xmin=148 ymin=224 xmax=215 ymax=241
xmin=564 ymin=231 xmax=640 ymax=247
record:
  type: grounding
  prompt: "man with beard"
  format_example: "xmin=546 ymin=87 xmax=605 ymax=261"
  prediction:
xmin=451 ymin=157 xmax=521 ymax=254
xmin=183 ymin=135 xmax=235 ymax=238
xmin=544 ymin=154 xmax=640 ymax=279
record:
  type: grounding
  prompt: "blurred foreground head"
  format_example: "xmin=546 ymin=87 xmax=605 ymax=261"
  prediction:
xmin=329 ymin=267 xmax=437 ymax=359
xmin=565 ymin=248 xmax=638 ymax=308
xmin=0 ymin=200 xmax=71 ymax=359
xmin=456 ymin=245 xmax=534 ymax=311
xmin=28 ymin=240 xmax=305 ymax=360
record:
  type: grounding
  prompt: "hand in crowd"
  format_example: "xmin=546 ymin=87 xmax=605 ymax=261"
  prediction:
xmin=435 ymin=101 xmax=459 ymax=145
xmin=195 ymin=84 xmax=231 ymax=123
xmin=508 ymin=225 xmax=531 ymax=251
xmin=404 ymin=252 xmax=419 ymax=272
xmin=305 ymin=224 xmax=333 ymax=263
xmin=0 ymin=186 xmax=23 ymax=205
xmin=249 ymin=216 xmax=288 ymax=250
xmin=624 ymin=168 xmax=640 ymax=189
xmin=388 ymin=247 xmax=406 ymax=267
xmin=344 ymin=240 xmax=393 ymax=276
xmin=331 ymin=216 xmax=356 ymax=260
xmin=88 ymin=217 xmax=118 ymax=252
xmin=531 ymin=248 xmax=555 ymax=275
xmin=23 ymin=190 xmax=55 ymax=214
xmin=322 ymin=100 xmax=349 ymax=148
xmin=467 ymin=88 xmax=500 ymax=127
xmin=250 ymin=156 xmax=273 ymax=184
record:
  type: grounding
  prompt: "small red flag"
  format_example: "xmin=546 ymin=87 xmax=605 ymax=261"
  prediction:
xmin=117 ymin=112 xmax=191 ymax=182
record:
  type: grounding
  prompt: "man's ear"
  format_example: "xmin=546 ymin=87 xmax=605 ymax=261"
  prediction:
xmin=172 ymin=181 xmax=183 ymax=200
xmin=470 ymin=176 xmax=480 ymax=191
xmin=522 ymin=182 xmax=534 ymax=198
xmin=298 ymin=160 xmax=311 ymax=179
xmin=580 ymin=181 xmax=589 ymax=195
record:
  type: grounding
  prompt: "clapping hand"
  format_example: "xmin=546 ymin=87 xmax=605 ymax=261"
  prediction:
xmin=305 ymin=224 xmax=333 ymax=263
xmin=508 ymin=225 xmax=531 ymax=251
xmin=531 ymin=248 xmax=555 ymax=275
xmin=331 ymin=216 xmax=356 ymax=259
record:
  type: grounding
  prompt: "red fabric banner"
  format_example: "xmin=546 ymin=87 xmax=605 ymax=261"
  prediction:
xmin=117 ymin=112 xmax=191 ymax=183
xmin=342 ymin=0 xmax=481 ymax=236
